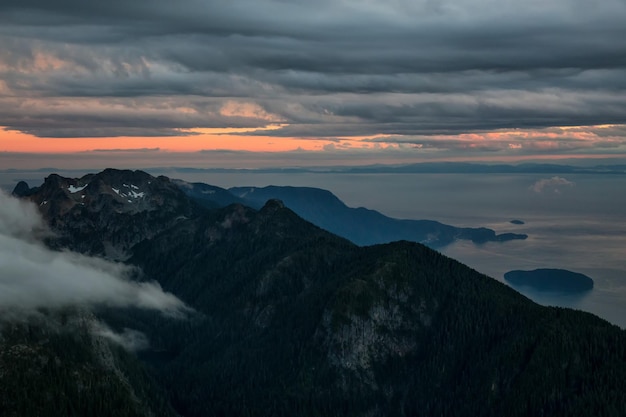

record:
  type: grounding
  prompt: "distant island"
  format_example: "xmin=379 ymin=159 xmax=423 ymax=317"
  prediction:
xmin=510 ymin=219 xmax=525 ymax=225
xmin=504 ymin=269 xmax=593 ymax=293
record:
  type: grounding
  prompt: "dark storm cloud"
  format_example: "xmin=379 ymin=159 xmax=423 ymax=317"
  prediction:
xmin=1 ymin=0 xmax=626 ymax=140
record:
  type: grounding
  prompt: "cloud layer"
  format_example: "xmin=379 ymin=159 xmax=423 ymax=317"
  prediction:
xmin=1 ymin=0 xmax=625 ymax=158
xmin=0 ymin=191 xmax=189 ymax=316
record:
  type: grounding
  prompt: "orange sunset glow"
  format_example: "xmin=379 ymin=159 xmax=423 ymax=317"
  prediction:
xmin=3 ymin=124 xmax=624 ymax=156
xmin=0 ymin=126 xmax=331 ymax=153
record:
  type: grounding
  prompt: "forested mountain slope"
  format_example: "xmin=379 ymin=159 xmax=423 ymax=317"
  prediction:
xmin=0 ymin=312 xmax=176 ymax=417
xmin=7 ymin=169 xmax=625 ymax=417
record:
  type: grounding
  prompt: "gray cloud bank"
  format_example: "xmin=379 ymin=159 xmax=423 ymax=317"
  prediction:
xmin=1 ymin=0 xmax=625 ymax=148
xmin=0 ymin=191 xmax=189 ymax=316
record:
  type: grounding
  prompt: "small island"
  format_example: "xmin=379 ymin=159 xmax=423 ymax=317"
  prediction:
xmin=494 ymin=232 xmax=528 ymax=242
xmin=510 ymin=219 xmax=525 ymax=225
xmin=504 ymin=268 xmax=593 ymax=293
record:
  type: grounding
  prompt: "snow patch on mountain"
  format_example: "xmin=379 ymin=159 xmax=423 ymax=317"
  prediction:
xmin=112 ymin=185 xmax=145 ymax=200
xmin=68 ymin=185 xmax=87 ymax=194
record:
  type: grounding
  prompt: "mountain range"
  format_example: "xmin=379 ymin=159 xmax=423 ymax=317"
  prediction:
xmin=3 ymin=168 xmax=625 ymax=417
xmin=175 ymin=180 xmax=527 ymax=247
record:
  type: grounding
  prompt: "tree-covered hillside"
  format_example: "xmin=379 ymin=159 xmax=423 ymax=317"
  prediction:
xmin=129 ymin=200 xmax=626 ymax=417
xmin=6 ymin=169 xmax=626 ymax=417
xmin=0 ymin=312 xmax=176 ymax=417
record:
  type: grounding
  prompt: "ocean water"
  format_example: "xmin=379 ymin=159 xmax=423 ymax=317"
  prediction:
xmin=3 ymin=170 xmax=625 ymax=328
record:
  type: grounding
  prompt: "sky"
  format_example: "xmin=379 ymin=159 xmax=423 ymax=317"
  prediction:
xmin=1 ymin=0 xmax=626 ymax=169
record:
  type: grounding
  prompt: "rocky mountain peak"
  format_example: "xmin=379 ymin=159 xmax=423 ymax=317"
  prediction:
xmin=261 ymin=198 xmax=285 ymax=212
xmin=18 ymin=169 xmax=199 ymax=259
xmin=11 ymin=180 xmax=33 ymax=197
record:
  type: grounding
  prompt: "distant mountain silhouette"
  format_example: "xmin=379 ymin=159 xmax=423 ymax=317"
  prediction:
xmin=172 ymin=179 xmax=246 ymax=209
xmin=227 ymin=185 xmax=527 ymax=247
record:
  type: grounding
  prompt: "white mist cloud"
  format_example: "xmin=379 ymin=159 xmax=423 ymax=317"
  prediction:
xmin=530 ymin=176 xmax=575 ymax=193
xmin=92 ymin=322 xmax=150 ymax=352
xmin=0 ymin=189 xmax=47 ymax=240
xmin=0 ymin=191 xmax=189 ymax=316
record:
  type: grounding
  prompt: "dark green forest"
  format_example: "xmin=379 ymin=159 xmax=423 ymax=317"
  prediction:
xmin=125 ymin=204 xmax=626 ymax=417
xmin=3 ymin=170 xmax=625 ymax=417
xmin=0 ymin=312 xmax=175 ymax=417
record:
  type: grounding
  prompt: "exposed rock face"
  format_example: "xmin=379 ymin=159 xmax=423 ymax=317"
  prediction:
xmin=17 ymin=169 xmax=200 ymax=259
xmin=319 ymin=262 xmax=436 ymax=393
